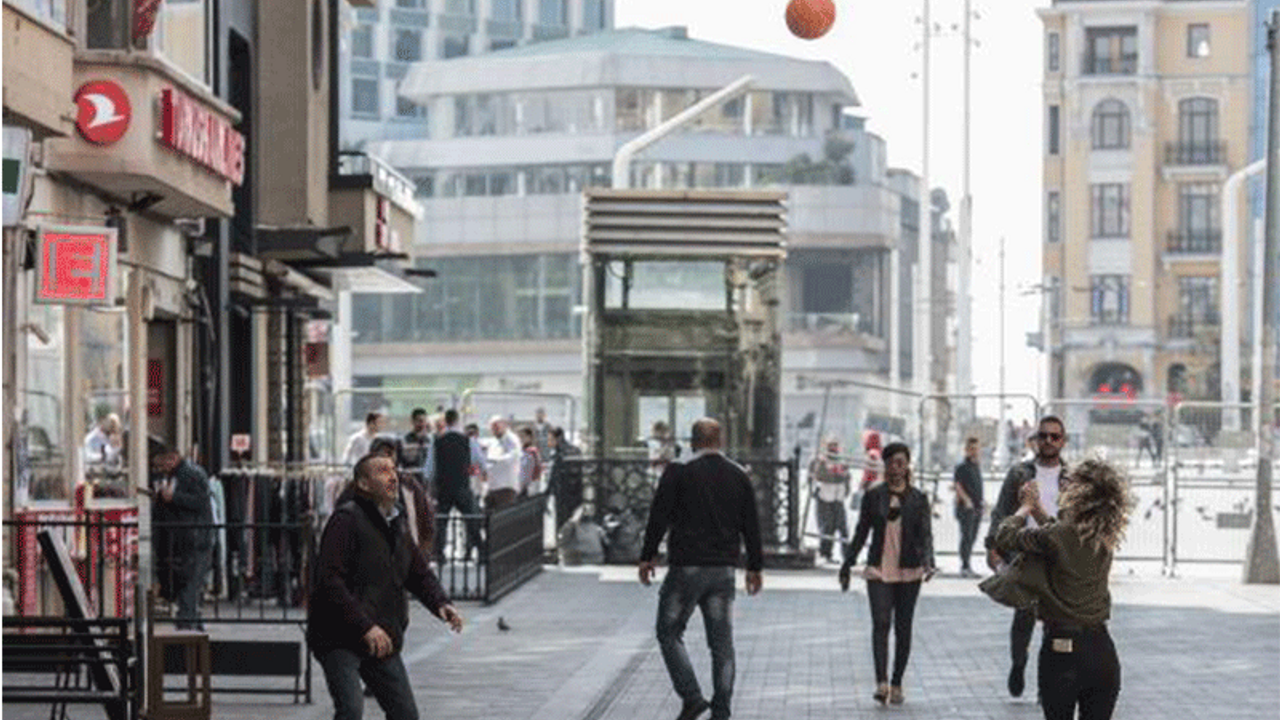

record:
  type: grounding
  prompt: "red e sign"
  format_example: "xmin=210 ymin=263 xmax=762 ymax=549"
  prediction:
xmin=35 ymin=226 xmax=118 ymax=306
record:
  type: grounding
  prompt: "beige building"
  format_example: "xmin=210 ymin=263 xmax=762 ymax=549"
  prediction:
xmin=1039 ymin=0 xmax=1253 ymax=420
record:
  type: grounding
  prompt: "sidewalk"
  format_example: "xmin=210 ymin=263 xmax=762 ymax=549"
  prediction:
xmin=6 ymin=566 xmax=1277 ymax=719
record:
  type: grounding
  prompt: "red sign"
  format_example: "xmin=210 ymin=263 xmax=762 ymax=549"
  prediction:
xmin=74 ymin=80 xmax=132 ymax=145
xmin=35 ymin=226 xmax=117 ymax=305
xmin=147 ymin=359 xmax=164 ymax=417
xmin=133 ymin=0 xmax=164 ymax=42
xmin=231 ymin=434 xmax=251 ymax=453
xmin=159 ymin=87 xmax=245 ymax=185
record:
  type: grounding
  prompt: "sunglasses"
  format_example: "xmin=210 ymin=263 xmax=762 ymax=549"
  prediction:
xmin=1037 ymin=431 xmax=1065 ymax=442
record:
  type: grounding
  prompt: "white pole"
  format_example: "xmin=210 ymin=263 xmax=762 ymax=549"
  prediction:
xmin=998 ymin=237 xmax=1007 ymax=467
xmin=917 ymin=0 xmax=933 ymax=456
xmin=1221 ymin=159 xmax=1266 ymax=430
xmin=1254 ymin=215 xmax=1265 ymax=418
xmin=890 ymin=242 xmax=901 ymax=421
xmin=957 ymin=0 xmax=973 ymax=421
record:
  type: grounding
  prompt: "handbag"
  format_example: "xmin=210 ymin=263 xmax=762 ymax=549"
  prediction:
xmin=979 ymin=551 xmax=1050 ymax=611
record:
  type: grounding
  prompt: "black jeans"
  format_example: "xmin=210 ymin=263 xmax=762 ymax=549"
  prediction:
xmin=816 ymin=500 xmax=849 ymax=560
xmin=956 ymin=506 xmax=981 ymax=571
xmin=174 ymin=548 xmax=212 ymax=630
xmin=435 ymin=485 xmax=483 ymax=561
xmin=317 ymin=648 xmax=419 ymax=720
xmin=656 ymin=566 xmax=736 ymax=719
xmin=1038 ymin=625 xmax=1121 ymax=720
xmin=1011 ymin=607 xmax=1037 ymax=671
xmin=865 ymin=580 xmax=922 ymax=686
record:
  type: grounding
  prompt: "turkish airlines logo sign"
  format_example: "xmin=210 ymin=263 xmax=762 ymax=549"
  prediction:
xmin=35 ymin=225 xmax=118 ymax=306
xmin=74 ymin=81 xmax=132 ymax=146
xmin=159 ymin=87 xmax=245 ymax=186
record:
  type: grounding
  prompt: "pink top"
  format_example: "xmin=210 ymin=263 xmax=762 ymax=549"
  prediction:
xmin=864 ymin=495 xmax=926 ymax=584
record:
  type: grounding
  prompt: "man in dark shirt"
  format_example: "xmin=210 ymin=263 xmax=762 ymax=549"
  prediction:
xmin=308 ymin=454 xmax=463 ymax=720
xmin=953 ymin=436 xmax=984 ymax=578
xmin=149 ymin=443 xmax=212 ymax=630
xmin=639 ymin=418 xmax=763 ymax=720
xmin=432 ymin=409 xmax=485 ymax=563
xmin=400 ymin=408 xmax=433 ymax=483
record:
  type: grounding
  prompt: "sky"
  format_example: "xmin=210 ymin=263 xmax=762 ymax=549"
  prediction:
xmin=614 ymin=0 xmax=1050 ymax=409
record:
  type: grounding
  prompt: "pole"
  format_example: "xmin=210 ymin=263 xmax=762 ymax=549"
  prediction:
xmin=917 ymin=0 xmax=933 ymax=461
xmin=1220 ymin=159 xmax=1266 ymax=431
xmin=998 ymin=237 xmax=1007 ymax=467
xmin=957 ymin=0 xmax=974 ymax=425
xmin=1244 ymin=10 xmax=1280 ymax=584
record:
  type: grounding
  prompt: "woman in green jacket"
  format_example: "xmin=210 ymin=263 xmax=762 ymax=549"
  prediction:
xmin=991 ymin=458 xmax=1132 ymax=720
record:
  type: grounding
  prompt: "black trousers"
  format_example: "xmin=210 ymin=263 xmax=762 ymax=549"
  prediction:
xmin=1011 ymin=607 xmax=1037 ymax=670
xmin=435 ymin=485 xmax=483 ymax=561
xmin=866 ymin=580 xmax=922 ymax=686
xmin=1038 ymin=624 xmax=1121 ymax=720
xmin=816 ymin=500 xmax=849 ymax=560
xmin=956 ymin=506 xmax=981 ymax=570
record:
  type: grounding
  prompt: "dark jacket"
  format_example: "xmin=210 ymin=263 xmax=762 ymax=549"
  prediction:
xmin=154 ymin=459 xmax=213 ymax=554
xmin=844 ymin=483 xmax=935 ymax=571
xmin=953 ymin=458 xmax=983 ymax=513
xmin=433 ymin=430 xmax=472 ymax=495
xmin=332 ymin=478 xmax=435 ymax=559
xmin=640 ymin=451 xmax=764 ymax=572
xmin=984 ymin=459 xmax=1069 ymax=557
xmin=307 ymin=492 xmax=449 ymax=656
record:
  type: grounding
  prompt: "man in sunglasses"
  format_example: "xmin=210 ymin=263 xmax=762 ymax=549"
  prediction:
xmin=984 ymin=415 xmax=1069 ymax=701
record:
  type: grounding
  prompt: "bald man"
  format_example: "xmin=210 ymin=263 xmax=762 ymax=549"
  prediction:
xmin=639 ymin=418 xmax=764 ymax=720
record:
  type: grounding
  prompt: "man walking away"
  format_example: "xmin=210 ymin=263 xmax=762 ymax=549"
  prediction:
xmin=308 ymin=454 xmax=463 ymax=720
xmin=432 ymin=409 xmax=485 ymax=563
xmin=639 ymin=418 xmax=764 ymax=720
xmin=953 ymin=437 xmax=984 ymax=577
xmin=985 ymin=415 xmax=1069 ymax=699
xmin=149 ymin=442 xmax=213 ymax=630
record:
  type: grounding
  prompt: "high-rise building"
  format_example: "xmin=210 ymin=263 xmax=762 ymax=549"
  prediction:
xmin=1039 ymin=0 xmax=1253 ymax=423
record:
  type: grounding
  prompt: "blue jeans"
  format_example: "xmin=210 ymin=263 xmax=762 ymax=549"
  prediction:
xmin=656 ymin=566 xmax=736 ymax=719
xmin=317 ymin=648 xmax=419 ymax=720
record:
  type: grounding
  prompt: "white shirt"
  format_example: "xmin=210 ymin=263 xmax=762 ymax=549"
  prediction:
xmin=485 ymin=430 xmax=521 ymax=492
xmin=342 ymin=429 xmax=376 ymax=468
xmin=1029 ymin=462 xmax=1062 ymax=528
xmin=83 ymin=427 xmax=119 ymax=466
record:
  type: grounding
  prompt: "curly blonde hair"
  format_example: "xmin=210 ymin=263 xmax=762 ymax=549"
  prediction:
xmin=1060 ymin=458 xmax=1134 ymax=553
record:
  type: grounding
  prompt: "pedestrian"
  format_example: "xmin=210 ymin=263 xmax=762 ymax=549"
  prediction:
xmin=859 ymin=430 xmax=883 ymax=494
xmin=547 ymin=426 xmax=582 ymax=531
xmin=308 ymin=453 xmax=464 ymax=720
xmin=638 ymin=418 xmax=763 ymax=720
xmin=484 ymin=416 xmax=521 ymax=512
xmin=647 ymin=420 xmax=678 ymax=482
xmin=343 ymin=412 xmax=387 ymax=468
xmin=516 ymin=426 xmax=543 ymax=496
xmin=532 ymin=407 xmax=552 ymax=462
xmin=987 ymin=458 xmax=1132 ymax=720
xmin=839 ymin=442 xmax=936 ymax=706
xmin=400 ymin=408 xmax=434 ymax=487
xmin=985 ymin=415 xmax=1070 ymax=700
xmin=463 ymin=422 xmax=488 ymax=500
xmin=432 ymin=409 xmax=485 ymax=563
xmin=83 ymin=412 xmax=123 ymax=467
xmin=810 ymin=437 xmax=851 ymax=564
xmin=149 ymin=441 xmax=213 ymax=630
xmin=953 ymin=436 xmax=984 ymax=577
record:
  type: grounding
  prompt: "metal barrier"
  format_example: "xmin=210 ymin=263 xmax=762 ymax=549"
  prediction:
xmin=2 ymin=615 xmax=137 ymax=720
xmin=485 ymin=495 xmax=547 ymax=603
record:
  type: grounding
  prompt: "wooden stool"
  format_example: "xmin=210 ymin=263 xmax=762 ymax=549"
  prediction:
xmin=145 ymin=589 xmax=211 ymax=720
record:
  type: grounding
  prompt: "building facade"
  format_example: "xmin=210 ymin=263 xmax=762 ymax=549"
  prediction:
xmin=1039 ymin=0 xmax=1252 ymax=424
xmin=346 ymin=27 xmax=955 ymax=454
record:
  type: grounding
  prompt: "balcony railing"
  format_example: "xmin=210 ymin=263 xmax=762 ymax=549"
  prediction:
xmin=1164 ymin=141 xmax=1226 ymax=166
xmin=787 ymin=312 xmax=874 ymax=336
xmin=1166 ymin=230 xmax=1222 ymax=255
xmin=1168 ymin=312 xmax=1220 ymax=339
xmin=1082 ymin=54 xmax=1138 ymax=75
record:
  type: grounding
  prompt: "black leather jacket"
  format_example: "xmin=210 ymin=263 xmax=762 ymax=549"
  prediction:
xmin=843 ymin=483 xmax=935 ymax=571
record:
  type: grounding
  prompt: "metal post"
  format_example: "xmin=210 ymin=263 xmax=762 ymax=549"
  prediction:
xmin=957 ymin=0 xmax=973 ymax=424
xmin=1221 ymin=159 xmax=1266 ymax=431
xmin=998 ymin=236 xmax=1007 ymax=466
xmin=917 ymin=0 xmax=933 ymax=458
xmin=1244 ymin=10 xmax=1280 ymax=585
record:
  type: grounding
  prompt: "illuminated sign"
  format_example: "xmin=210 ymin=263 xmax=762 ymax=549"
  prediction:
xmin=74 ymin=80 xmax=132 ymax=146
xmin=159 ymin=87 xmax=245 ymax=186
xmin=34 ymin=225 xmax=118 ymax=306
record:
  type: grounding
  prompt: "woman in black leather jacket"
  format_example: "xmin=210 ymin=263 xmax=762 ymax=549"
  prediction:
xmin=839 ymin=442 xmax=935 ymax=706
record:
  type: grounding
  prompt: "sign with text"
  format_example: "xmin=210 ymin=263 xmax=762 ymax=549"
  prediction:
xmin=159 ymin=86 xmax=245 ymax=186
xmin=35 ymin=225 xmax=118 ymax=306
xmin=230 ymin=434 xmax=251 ymax=453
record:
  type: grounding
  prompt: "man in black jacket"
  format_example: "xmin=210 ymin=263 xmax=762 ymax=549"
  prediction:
xmin=639 ymin=418 xmax=764 ymax=720
xmin=432 ymin=409 xmax=485 ymax=563
xmin=308 ymin=454 xmax=463 ymax=720
xmin=984 ymin=415 xmax=1069 ymax=700
xmin=149 ymin=443 xmax=212 ymax=630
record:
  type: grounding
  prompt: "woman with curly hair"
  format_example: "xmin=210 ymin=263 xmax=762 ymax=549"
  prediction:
xmin=990 ymin=457 xmax=1133 ymax=720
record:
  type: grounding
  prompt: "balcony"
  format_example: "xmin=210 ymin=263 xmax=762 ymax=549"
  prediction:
xmin=1165 ymin=141 xmax=1226 ymax=166
xmin=787 ymin=312 xmax=874 ymax=335
xmin=1168 ymin=312 xmax=1220 ymax=340
xmin=1082 ymin=54 xmax=1138 ymax=76
xmin=2 ymin=3 xmax=75 ymax=138
xmin=1166 ymin=230 xmax=1222 ymax=255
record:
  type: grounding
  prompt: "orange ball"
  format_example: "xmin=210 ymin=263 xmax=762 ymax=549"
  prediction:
xmin=786 ymin=0 xmax=836 ymax=40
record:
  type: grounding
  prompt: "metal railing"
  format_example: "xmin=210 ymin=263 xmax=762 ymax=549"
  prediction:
xmin=2 ymin=615 xmax=136 ymax=720
xmin=1168 ymin=312 xmax=1220 ymax=339
xmin=1166 ymin=230 xmax=1222 ymax=254
xmin=1164 ymin=141 xmax=1227 ymax=166
xmin=1082 ymin=54 xmax=1138 ymax=75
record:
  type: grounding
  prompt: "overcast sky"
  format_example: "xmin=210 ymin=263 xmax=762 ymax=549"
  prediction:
xmin=615 ymin=0 xmax=1049 ymax=413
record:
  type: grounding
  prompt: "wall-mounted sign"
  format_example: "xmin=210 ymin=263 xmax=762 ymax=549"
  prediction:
xmin=34 ymin=225 xmax=118 ymax=306
xmin=147 ymin=359 xmax=164 ymax=417
xmin=230 ymin=434 xmax=251 ymax=453
xmin=3 ymin=126 xmax=33 ymax=227
xmin=74 ymin=80 xmax=132 ymax=146
xmin=159 ymin=86 xmax=245 ymax=186
xmin=133 ymin=0 xmax=164 ymax=42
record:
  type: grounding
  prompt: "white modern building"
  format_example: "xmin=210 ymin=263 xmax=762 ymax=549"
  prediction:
xmin=348 ymin=26 xmax=955 ymax=453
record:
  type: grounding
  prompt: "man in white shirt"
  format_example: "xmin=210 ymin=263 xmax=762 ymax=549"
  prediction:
xmin=484 ymin=416 xmax=521 ymax=512
xmin=985 ymin=415 xmax=1068 ymax=700
xmin=83 ymin=413 xmax=122 ymax=467
xmin=342 ymin=412 xmax=387 ymax=469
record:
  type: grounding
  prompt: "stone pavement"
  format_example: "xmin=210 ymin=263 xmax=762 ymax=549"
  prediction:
xmin=5 ymin=566 xmax=1278 ymax=719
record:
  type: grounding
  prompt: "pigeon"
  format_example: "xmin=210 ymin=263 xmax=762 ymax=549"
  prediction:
xmin=497 ymin=616 xmax=511 ymax=632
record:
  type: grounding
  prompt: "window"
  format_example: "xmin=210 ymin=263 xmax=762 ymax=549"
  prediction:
xmin=1047 ymin=105 xmax=1060 ymax=155
xmin=412 ymin=174 xmax=434 ymax=198
xmin=351 ymin=24 xmax=374 ymax=59
xmin=1178 ymin=183 xmax=1220 ymax=249
xmin=491 ymin=39 xmax=517 ymax=51
xmin=1090 ymin=275 xmax=1130 ymax=325
xmin=445 ymin=0 xmax=474 ymax=14
xmin=442 ymin=35 xmax=469 ymax=58
xmin=1091 ymin=184 xmax=1129 ymax=238
xmin=394 ymin=28 xmax=422 ymax=62
xmin=1178 ymin=276 xmax=1219 ymax=322
xmin=1091 ymin=99 xmax=1130 ymax=150
xmin=583 ymin=0 xmax=606 ymax=30
xmin=153 ymin=0 xmax=212 ymax=84
xmin=396 ymin=0 xmax=423 ymax=7
xmin=396 ymin=96 xmax=425 ymax=119
xmin=1178 ymin=97 xmax=1219 ymax=162
xmin=1047 ymin=32 xmax=1060 ymax=72
xmin=1188 ymin=24 xmax=1210 ymax=58
xmin=1046 ymin=191 xmax=1061 ymax=244
xmin=492 ymin=0 xmax=520 ymax=21
xmin=1085 ymin=26 xmax=1138 ymax=74
xmin=538 ymin=0 xmax=566 ymax=26
xmin=352 ymin=78 xmax=379 ymax=115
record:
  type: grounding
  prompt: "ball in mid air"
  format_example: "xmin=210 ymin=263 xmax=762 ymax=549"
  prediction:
xmin=785 ymin=0 xmax=836 ymax=40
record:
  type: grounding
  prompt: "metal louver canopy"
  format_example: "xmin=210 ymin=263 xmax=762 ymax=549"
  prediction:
xmin=582 ymin=189 xmax=788 ymax=260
